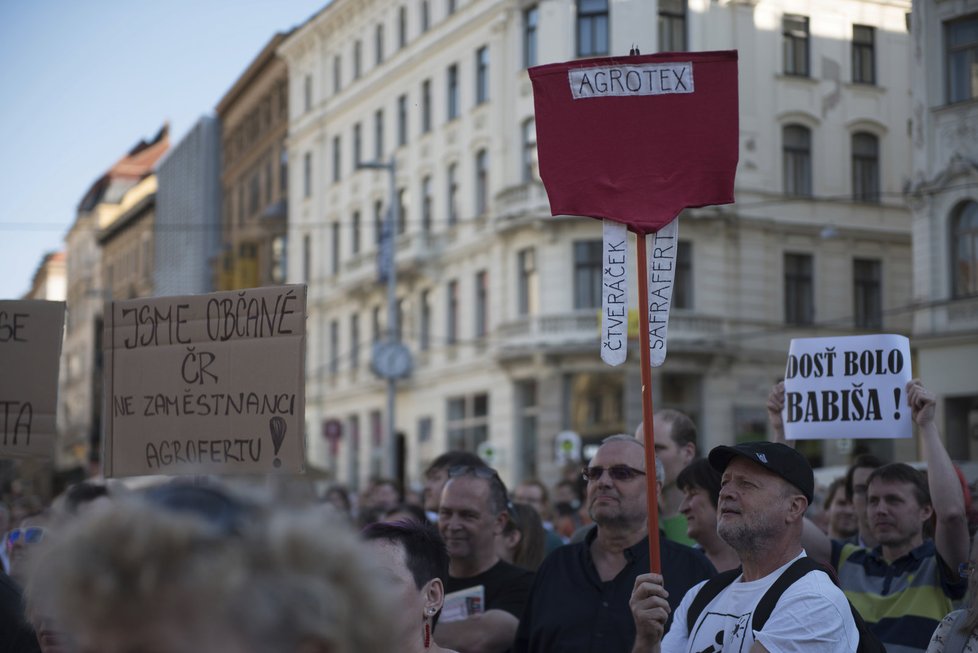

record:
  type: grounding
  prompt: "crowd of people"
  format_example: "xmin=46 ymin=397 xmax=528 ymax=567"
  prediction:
xmin=1 ymin=379 xmax=977 ymax=652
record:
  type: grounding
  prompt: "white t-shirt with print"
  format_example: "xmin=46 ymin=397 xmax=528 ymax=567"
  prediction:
xmin=661 ymin=552 xmax=858 ymax=653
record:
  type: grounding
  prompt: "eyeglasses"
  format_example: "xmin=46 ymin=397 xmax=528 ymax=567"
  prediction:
xmin=960 ymin=562 xmax=976 ymax=579
xmin=6 ymin=527 xmax=44 ymax=550
xmin=582 ymin=465 xmax=647 ymax=483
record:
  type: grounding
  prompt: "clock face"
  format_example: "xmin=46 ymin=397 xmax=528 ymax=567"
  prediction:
xmin=372 ymin=342 xmax=412 ymax=379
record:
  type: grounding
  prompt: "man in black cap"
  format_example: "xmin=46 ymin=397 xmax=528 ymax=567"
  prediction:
xmin=629 ymin=442 xmax=858 ymax=652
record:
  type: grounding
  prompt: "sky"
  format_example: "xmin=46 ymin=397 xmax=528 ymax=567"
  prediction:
xmin=0 ymin=0 xmax=328 ymax=299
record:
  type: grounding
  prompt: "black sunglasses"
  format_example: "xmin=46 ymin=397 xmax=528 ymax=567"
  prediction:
xmin=582 ymin=465 xmax=647 ymax=483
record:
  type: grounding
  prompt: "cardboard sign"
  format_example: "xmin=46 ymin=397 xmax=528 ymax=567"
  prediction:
xmin=529 ymin=50 xmax=738 ymax=234
xmin=102 ymin=286 xmax=307 ymax=477
xmin=782 ymin=334 xmax=912 ymax=440
xmin=0 ymin=301 xmax=66 ymax=459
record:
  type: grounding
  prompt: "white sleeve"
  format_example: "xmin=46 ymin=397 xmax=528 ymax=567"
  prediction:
xmin=659 ymin=579 xmax=707 ymax=653
xmin=753 ymin=572 xmax=858 ymax=653
xmin=925 ymin=613 xmax=954 ymax=653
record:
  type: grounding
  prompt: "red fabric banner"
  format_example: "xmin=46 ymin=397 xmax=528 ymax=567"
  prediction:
xmin=529 ymin=50 xmax=739 ymax=235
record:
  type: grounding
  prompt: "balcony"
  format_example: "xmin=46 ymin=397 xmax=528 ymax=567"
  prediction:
xmin=335 ymin=231 xmax=443 ymax=297
xmin=494 ymin=182 xmax=551 ymax=231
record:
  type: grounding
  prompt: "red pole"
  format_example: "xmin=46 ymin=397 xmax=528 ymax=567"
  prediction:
xmin=635 ymin=231 xmax=662 ymax=574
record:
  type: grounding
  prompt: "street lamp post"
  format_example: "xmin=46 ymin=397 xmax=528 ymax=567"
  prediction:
xmin=358 ymin=155 xmax=410 ymax=481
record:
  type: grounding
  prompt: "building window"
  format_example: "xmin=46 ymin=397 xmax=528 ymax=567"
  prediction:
xmin=515 ymin=380 xmax=539 ymax=478
xmin=447 ymin=279 xmax=459 ymax=344
xmin=271 ymin=235 xmax=287 ymax=284
xmin=447 ymin=0 xmax=456 ymax=15
xmin=398 ymin=6 xmax=408 ymax=49
xmin=447 ymin=163 xmax=459 ymax=224
xmin=333 ymin=55 xmax=342 ymax=94
xmin=374 ymin=200 xmax=385 ymax=244
xmin=524 ymin=5 xmax=538 ymax=68
xmin=302 ymin=234 xmax=312 ymax=284
xmin=574 ymin=240 xmax=603 ymax=309
xmin=475 ymin=46 xmax=489 ymax=104
xmin=674 ymin=240 xmax=692 ymax=309
xmin=475 ymin=270 xmax=488 ymax=338
xmin=374 ymin=109 xmax=385 ymax=161
xmin=353 ymin=40 xmax=362 ymax=80
xmin=522 ymin=118 xmax=537 ymax=183
xmin=397 ymin=187 xmax=408 ymax=235
xmin=421 ymin=79 xmax=432 ymax=133
xmin=517 ymin=247 xmax=538 ymax=316
xmin=782 ymin=124 xmax=812 ymax=197
xmin=946 ymin=15 xmax=978 ymax=103
xmin=783 ymin=14 xmax=810 ymax=76
xmin=421 ymin=176 xmax=433 ymax=233
xmin=372 ymin=305 xmax=382 ymax=343
xmin=331 ymin=222 xmax=340 ymax=275
xmin=375 ymin=23 xmax=385 ymax=65
xmin=248 ymin=172 xmax=260 ymax=215
xmin=397 ymin=94 xmax=408 ymax=147
xmin=350 ymin=313 xmax=361 ymax=369
xmin=577 ymin=0 xmax=609 ymax=57
xmin=421 ymin=0 xmax=430 ymax=32
xmin=420 ymin=289 xmax=431 ymax=350
xmin=332 ymin=136 xmax=341 ymax=183
xmin=329 ymin=320 xmax=339 ymax=375
xmin=447 ymin=393 xmax=489 ymax=452
xmin=447 ymin=63 xmax=459 ymax=121
xmin=658 ymin=0 xmax=686 ymax=52
xmin=304 ymin=74 xmax=312 ymax=112
xmin=353 ymin=122 xmax=362 ymax=166
xmin=852 ymin=25 xmax=875 ymax=84
xmin=352 ymin=211 xmax=361 ymax=254
xmin=853 ymin=258 xmax=882 ymax=329
xmin=952 ymin=200 xmax=978 ymax=298
xmin=418 ymin=416 xmax=433 ymax=443
xmin=279 ymin=146 xmax=288 ymax=193
xmin=303 ymin=152 xmax=312 ymax=198
xmin=852 ymin=132 xmax=880 ymax=203
xmin=475 ymin=149 xmax=488 ymax=215
xmin=784 ymin=252 xmax=814 ymax=325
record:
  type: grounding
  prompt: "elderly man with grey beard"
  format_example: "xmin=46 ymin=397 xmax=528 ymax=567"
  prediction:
xmin=630 ymin=442 xmax=859 ymax=653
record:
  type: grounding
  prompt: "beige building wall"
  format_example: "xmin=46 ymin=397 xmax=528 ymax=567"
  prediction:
xmin=906 ymin=0 xmax=978 ymax=464
xmin=99 ymin=175 xmax=157 ymax=301
xmin=282 ymin=0 xmax=913 ymax=490
xmin=216 ymin=33 xmax=291 ymax=291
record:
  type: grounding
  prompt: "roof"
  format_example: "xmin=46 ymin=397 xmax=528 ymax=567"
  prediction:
xmin=77 ymin=124 xmax=170 ymax=213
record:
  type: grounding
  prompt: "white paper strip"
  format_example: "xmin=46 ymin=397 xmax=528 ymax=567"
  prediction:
xmin=646 ymin=218 xmax=679 ymax=367
xmin=601 ymin=219 xmax=628 ymax=366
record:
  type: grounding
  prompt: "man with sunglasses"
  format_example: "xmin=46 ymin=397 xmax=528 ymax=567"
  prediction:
xmin=435 ymin=465 xmax=534 ymax=653
xmin=514 ymin=435 xmax=714 ymax=653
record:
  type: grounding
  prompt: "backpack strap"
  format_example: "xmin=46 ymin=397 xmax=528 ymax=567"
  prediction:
xmin=686 ymin=568 xmax=741 ymax=635
xmin=751 ymin=557 xmax=823 ymax=631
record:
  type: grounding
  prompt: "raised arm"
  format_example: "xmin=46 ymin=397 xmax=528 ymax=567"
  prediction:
xmin=766 ymin=382 xmax=787 ymax=445
xmin=907 ymin=380 xmax=970 ymax=570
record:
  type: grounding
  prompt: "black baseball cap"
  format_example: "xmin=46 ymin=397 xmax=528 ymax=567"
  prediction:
xmin=708 ymin=442 xmax=814 ymax=504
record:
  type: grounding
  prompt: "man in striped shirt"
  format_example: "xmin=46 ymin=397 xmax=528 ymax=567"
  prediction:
xmin=800 ymin=380 xmax=970 ymax=653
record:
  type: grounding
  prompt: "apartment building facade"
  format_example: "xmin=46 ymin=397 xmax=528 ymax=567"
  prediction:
xmin=907 ymin=0 xmax=978 ymax=462
xmin=281 ymin=0 xmax=913 ymax=490
xmin=215 ymin=33 xmax=292 ymax=291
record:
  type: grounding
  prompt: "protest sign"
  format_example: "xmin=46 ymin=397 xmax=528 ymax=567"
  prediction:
xmin=601 ymin=220 xmax=628 ymax=365
xmin=782 ymin=334 xmax=912 ymax=440
xmin=646 ymin=218 xmax=679 ymax=367
xmin=0 ymin=300 xmax=66 ymax=459
xmin=102 ymin=285 xmax=307 ymax=477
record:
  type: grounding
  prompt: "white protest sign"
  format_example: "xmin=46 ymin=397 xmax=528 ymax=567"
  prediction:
xmin=0 ymin=301 xmax=66 ymax=459
xmin=102 ymin=286 xmax=307 ymax=477
xmin=601 ymin=220 xmax=628 ymax=365
xmin=568 ymin=62 xmax=694 ymax=99
xmin=782 ymin=334 xmax=912 ymax=440
xmin=647 ymin=218 xmax=679 ymax=367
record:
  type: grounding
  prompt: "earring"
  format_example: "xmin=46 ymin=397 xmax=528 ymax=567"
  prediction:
xmin=424 ymin=621 xmax=431 ymax=649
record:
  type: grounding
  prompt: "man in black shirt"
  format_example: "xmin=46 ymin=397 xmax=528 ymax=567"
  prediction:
xmin=514 ymin=435 xmax=715 ymax=653
xmin=436 ymin=465 xmax=533 ymax=653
